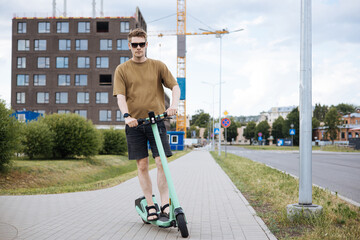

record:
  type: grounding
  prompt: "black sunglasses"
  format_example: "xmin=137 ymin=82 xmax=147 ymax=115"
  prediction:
xmin=131 ymin=42 xmax=146 ymax=48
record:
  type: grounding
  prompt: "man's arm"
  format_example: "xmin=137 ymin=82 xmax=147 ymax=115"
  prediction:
xmin=117 ymin=94 xmax=138 ymax=127
xmin=166 ymin=85 xmax=181 ymax=116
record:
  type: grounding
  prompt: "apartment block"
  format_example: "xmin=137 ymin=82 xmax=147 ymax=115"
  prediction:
xmin=11 ymin=8 xmax=148 ymax=126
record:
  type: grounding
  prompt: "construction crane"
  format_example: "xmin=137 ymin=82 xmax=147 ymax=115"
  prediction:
xmin=154 ymin=0 xmax=242 ymax=138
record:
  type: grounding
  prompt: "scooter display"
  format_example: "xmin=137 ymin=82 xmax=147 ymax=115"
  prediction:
xmin=134 ymin=111 xmax=189 ymax=238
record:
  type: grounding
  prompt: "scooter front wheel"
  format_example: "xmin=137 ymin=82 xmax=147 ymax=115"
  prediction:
xmin=176 ymin=214 xmax=189 ymax=238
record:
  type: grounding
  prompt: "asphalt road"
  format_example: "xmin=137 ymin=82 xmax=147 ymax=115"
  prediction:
xmin=225 ymin=146 xmax=360 ymax=204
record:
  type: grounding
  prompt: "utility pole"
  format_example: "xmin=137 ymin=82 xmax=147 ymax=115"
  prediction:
xmin=287 ymin=0 xmax=322 ymax=219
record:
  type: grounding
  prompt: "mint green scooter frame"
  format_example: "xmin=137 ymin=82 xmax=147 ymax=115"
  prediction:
xmin=134 ymin=112 xmax=188 ymax=237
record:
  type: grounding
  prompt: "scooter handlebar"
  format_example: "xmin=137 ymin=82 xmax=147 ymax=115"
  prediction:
xmin=137 ymin=112 xmax=168 ymax=126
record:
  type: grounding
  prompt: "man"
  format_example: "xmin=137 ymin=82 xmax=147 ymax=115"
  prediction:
xmin=113 ymin=28 xmax=181 ymax=221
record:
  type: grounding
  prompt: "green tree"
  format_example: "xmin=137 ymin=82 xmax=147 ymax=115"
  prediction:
xmin=191 ymin=109 xmax=210 ymax=128
xmin=312 ymin=117 xmax=320 ymax=129
xmin=313 ymin=103 xmax=328 ymax=122
xmin=271 ymin=116 xmax=285 ymax=140
xmin=203 ymin=128 xmax=209 ymax=139
xmin=243 ymin=121 xmax=256 ymax=145
xmin=324 ymin=107 xmax=341 ymax=144
xmin=255 ymin=121 xmax=271 ymax=141
xmin=226 ymin=118 xmax=239 ymax=144
xmin=284 ymin=107 xmax=300 ymax=146
xmin=0 ymin=101 xmax=21 ymax=172
xmin=335 ymin=103 xmax=356 ymax=115
xmin=186 ymin=125 xmax=199 ymax=138
xmin=100 ymin=128 xmax=127 ymax=155
xmin=43 ymin=113 xmax=102 ymax=158
xmin=22 ymin=119 xmax=54 ymax=159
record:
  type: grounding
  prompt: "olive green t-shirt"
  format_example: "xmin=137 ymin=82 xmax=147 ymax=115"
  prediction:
xmin=113 ymin=58 xmax=178 ymax=119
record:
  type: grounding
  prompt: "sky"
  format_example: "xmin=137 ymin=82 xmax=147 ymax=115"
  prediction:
xmin=0 ymin=0 xmax=359 ymax=118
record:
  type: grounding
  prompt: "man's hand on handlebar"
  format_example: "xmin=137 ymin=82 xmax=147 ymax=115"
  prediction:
xmin=125 ymin=117 xmax=138 ymax=128
xmin=166 ymin=106 xmax=178 ymax=116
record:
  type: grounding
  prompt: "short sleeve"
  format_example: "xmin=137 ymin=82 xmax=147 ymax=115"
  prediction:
xmin=159 ymin=61 xmax=178 ymax=89
xmin=113 ymin=65 xmax=126 ymax=97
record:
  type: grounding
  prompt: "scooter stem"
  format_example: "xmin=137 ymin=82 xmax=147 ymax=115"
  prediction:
xmin=151 ymin=123 xmax=180 ymax=209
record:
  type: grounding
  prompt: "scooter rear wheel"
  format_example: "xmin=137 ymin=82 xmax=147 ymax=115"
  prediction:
xmin=176 ymin=214 xmax=189 ymax=238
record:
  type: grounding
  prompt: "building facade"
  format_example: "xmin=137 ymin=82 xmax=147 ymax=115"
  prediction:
xmin=258 ymin=106 xmax=297 ymax=126
xmin=11 ymin=7 xmax=149 ymax=127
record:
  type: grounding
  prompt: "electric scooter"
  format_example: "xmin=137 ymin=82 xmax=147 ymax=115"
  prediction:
xmin=134 ymin=111 xmax=189 ymax=238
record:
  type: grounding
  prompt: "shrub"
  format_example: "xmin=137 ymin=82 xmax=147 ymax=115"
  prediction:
xmin=22 ymin=119 xmax=54 ymax=159
xmin=100 ymin=128 xmax=127 ymax=155
xmin=43 ymin=113 xmax=102 ymax=158
xmin=0 ymin=100 xmax=21 ymax=171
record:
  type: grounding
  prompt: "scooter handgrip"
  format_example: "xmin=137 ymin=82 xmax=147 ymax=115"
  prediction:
xmin=163 ymin=112 xmax=168 ymax=117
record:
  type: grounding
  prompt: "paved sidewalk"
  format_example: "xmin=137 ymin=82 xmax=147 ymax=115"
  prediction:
xmin=0 ymin=150 xmax=276 ymax=240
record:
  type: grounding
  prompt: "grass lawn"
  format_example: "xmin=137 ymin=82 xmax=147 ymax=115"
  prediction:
xmin=0 ymin=150 xmax=190 ymax=195
xmin=239 ymin=145 xmax=359 ymax=152
xmin=211 ymin=152 xmax=360 ymax=240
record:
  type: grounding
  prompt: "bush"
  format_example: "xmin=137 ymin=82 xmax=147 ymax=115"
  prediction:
xmin=100 ymin=128 xmax=127 ymax=155
xmin=43 ymin=113 xmax=102 ymax=158
xmin=0 ymin=100 xmax=21 ymax=171
xmin=22 ymin=119 xmax=54 ymax=159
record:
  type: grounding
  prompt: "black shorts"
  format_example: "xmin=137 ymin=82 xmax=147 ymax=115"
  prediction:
xmin=125 ymin=121 xmax=173 ymax=160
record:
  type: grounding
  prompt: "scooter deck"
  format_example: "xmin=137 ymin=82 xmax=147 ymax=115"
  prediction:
xmin=135 ymin=196 xmax=175 ymax=228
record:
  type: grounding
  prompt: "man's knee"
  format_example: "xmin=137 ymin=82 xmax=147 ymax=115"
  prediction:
xmin=137 ymin=157 xmax=149 ymax=172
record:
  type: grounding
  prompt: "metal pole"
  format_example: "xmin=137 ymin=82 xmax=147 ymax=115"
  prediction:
xmin=92 ymin=0 xmax=96 ymax=18
xmin=52 ymin=0 xmax=56 ymax=17
xmin=218 ymin=35 xmax=222 ymax=156
xmin=299 ymin=0 xmax=312 ymax=205
xmin=225 ymin=128 xmax=227 ymax=157
xmin=212 ymin=85 xmax=215 ymax=151
xmin=63 ymin=0 xmax=67 ymax=17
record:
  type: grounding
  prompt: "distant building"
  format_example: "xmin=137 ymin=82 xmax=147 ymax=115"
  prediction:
xmin=259 ymin=106 xmax=297 ymax=125
xmin=11 ymin=7 xmax=154 ymax=128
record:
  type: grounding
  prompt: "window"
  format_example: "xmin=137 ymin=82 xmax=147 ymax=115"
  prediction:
xmin=75 ymin=75 xmax=87 ymax=86
xmin=56 ymin=57 xmax=69 ymax=68
xmin=17 ymin=75 xmax=29 ymax=86
xmin=77 ymin=92 xmax=89 ymax=104
xmin=33 ymin=110 xmax=46 ymax=115
xmin=57 ymin=22 xmax=69 ymax=33
xmin=16 ymin=92 xmax=25 ymax=104
xmin=17 ymin=57 xmax=26 ymax=68
xmin=96 ymin=57 xmax=109 ymax=68
xmin=58 ymin=110 xmax=70 ymax=114
xmin=116 ymin=110 xmax=124 ymax=121
xmin=341 ymin=132 xmax=345 ymax=139
xmin=120 ymin=21 xmax=130 ymax=32
xmin=17 ymin=22 xmax=26 ymax=33
xmin=100 ymin=39 xmax=112 ymax=50
xmin=34 ymin=40 xmax=47 ymax=51
xmin=78 ymin=22 xmax=90 ymax=33
xmin=38 ymin=22 xmax=50 ymax=33
xmin=97 ymin=22 xmax=109 ymax=32
xmin=99 ymin=110 xmax=111 ymax=121
xmin=58 ymin=75 xmax=71 ymax=86
xmin=120 ymin=57 xmax=129 ymax=64
xmin=99 ymin=74 xmax=112 ymax=85
xmin=18 ymin=114 xmax=26 ymax=122
xmin=96 ymin=92 xmax=108 ymax=104
xmin=18 ymin=40 xmax=29 ymax=51
xmin=75 ymin=110 xmax=87 ymax=119
xmin=77 ymin=57 xmax=90 ymax=68
xmin=75 ymin=39 xmax=88 ymax=50
xmin=171 ymin=135 xmax=178 ymax=144
xmin=59 ymin=39 xmax=71 ymax=51
xmin=34 ymin=75 xmax=46 ymax=86
xmin=37 ymin=92 xmax=49 ymax=104
xmin=56 ymin=92 xmax=68 ymax=104
xmin=38 ymin=57 xmax=50 ymax=68
xmin=117 ymin=39 xmax=129 ymax=50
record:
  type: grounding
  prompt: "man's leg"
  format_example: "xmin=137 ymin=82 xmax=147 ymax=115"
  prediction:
xmin=155 ymin=156 xmax=169 ymax=214
xmin=137 ymin=157 xmax=157 ymax=220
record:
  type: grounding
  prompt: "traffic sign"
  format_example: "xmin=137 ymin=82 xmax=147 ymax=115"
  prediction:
xmin=258 ymin=132 xmax=262 ymax=137
xmin=224 ymin=110 xmax=228 ymax=116
xmin=221 ymin=118 xmax=231 ymax=128
xmin=290 ymin=129 xmax=296 ymax=135
xmin=214 ymin=128 xmax=220 ymax=135
xmin=258 ymin=136 xmax=263 ymax=141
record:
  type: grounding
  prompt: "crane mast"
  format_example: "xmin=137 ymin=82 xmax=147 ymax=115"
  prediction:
xmin=176 ymin=0 xmax=187 ymax=136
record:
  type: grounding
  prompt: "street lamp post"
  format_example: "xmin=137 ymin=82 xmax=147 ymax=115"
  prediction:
xmin=291 ymin=123 xmax=294 ymax=146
